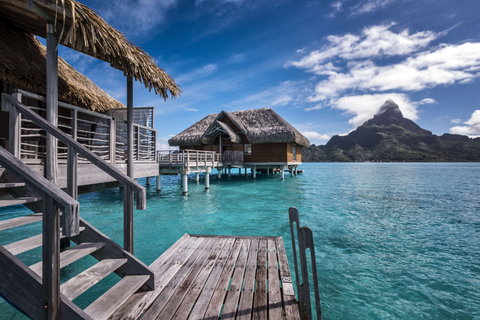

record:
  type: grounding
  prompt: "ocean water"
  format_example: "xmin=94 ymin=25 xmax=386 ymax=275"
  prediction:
xmin=0 ymin=163 xmax=479 ymax=319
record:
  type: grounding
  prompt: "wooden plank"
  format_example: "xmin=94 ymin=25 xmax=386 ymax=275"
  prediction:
xmin=237 ymin=239 xmax=260 ymax=320
xmin=61 ymin=258 xmax=128 ymax=300
xmin=108 ymin=234 xmax=193 ymax=320
xmin=0 ymin=213 xmax=42 ymax=231
xmin=141 ymin=237 xmax=217 ymax=319
xmin=253 ymin=240 xmax=268 ymax=320
xmin=275 ymin=237 xmax=301 ymax=320
xmin=84 ymin=275 xmax=150 ymax=320
xmin=202 ymin=238 xmax=244 ymax=319
xmin=173 ymin=237 xmax=235 ymax=320
xmin=72 ymin=218 xmax=154 ymax=290
xmin=0 ymin=247 xmax=92 ymax=320
xmin=0 ymin=182 xmax=25 ymax=188
xmin=0 ymin=196 xmax=42 ymax=207
xmin=268 ymin=239 xmax=284 ymax=320
xmin=30 ymin=241 xmax=105 ymax=275
xmin=221 ymin=238 xmax=252 ymax=319
xmin=155 ymin=238 xmax=224 ymax=318
xmin=3 ymin=227 xmax=85 ymax=255
xmin=184 ymin=237 xmax=239 ymax=319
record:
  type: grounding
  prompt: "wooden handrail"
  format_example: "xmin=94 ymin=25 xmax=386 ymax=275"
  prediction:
xmin=0 ymin=146 xmax=78 ymax=219
xmin=3 ymin=93 xmax=146 ymax=210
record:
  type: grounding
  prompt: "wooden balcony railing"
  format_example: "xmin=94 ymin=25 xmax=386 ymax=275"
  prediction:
xmin=7 ymin=89 xmax=157 ymax=164
xmin=157 ymin=149 xmax=220 ymax=168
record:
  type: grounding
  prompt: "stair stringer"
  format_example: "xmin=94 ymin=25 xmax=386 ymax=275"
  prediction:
xmin=0 ymin=247 xmax=92 ymax=320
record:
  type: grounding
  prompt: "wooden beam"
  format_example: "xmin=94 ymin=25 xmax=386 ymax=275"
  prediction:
xmin=42 ymin=196 xmax=60 ymax=320
xmin=46 ymin=23 xmax=58 ymax=184
xmin=127 ymin=75 xmax=134 ymax=178
xmin=124 ymin=185 xmax=134 ymax=253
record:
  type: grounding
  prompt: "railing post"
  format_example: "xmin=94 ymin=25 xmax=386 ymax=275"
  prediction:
xmin=46 ymin=23 xmax=58 ymax=184
xmin=136 ymin=126 xmax=140 ymax=161
xmin=42 ymin=197 xmax=60 ymax=320
xmin=196 ymin=151 xmax=199 ymax=170
xmin=299 ymin=227 xmax=322 ymax=320
xmin=123 ymin=185 xmax=134 ymax=253
xmin=126 ymin=75 xmax=134 ymax=178
xmin=7 ymin=93 xmax=21 ymax=158
xmin=65 ymin=145 xmax=79 ymax=237
xmin=109 ymin=118 xmax=116 ymax=163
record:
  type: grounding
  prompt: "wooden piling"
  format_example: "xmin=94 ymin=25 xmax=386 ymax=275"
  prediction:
xmin=156 ymin=175 xmax=161 ymax=192
xmin=205 ymin=167 xmax=211 ymax=189
xmin=182 ymin=173 xmax=188 ymax=196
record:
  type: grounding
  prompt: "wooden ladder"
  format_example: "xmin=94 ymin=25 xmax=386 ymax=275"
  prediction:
xmin=0 ymin=166 xmax=154 ymax=320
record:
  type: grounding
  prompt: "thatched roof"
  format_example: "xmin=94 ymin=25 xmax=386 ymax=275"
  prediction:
xmin=0 ymin=0 xmax=180 ymax=99
xmin=0 ymin=24 xmax=124 ymax=111
xmin=169 ymin=108 xmax=310 ymax=147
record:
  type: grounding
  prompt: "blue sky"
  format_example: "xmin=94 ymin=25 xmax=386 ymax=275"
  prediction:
xmin=60 ymin=0 xmax=480 ymax=147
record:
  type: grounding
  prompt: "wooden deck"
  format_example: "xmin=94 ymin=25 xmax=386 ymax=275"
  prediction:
xmin=110 ymin=234 xmax=301 ymax=320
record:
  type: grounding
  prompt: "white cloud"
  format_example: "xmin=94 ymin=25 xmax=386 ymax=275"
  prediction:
xmin=450 ymin=110 xmax=480 ymax=137
xmin=230 ymin=81 xmax=304 ymax=108
xmin=351 ymin=0 xmax=395 ymax=15
xmin=327 ymin=1 xmax=343 ymax=18
xmin=305 ymin=104 xmax=324 ymax=111
xmin=176 ymin=64 xmax=218 ymax=84
xmin=307 ymin=42 xmax=480 ymax=101
xmin=186 ymin=107 xmax=199 ymax=112
xmin=418 ymin=98 xmax=437 ymax=104
xmin=271 ymin=95 xmax=293 ymax=106
xmin=450 ymin=118 xmax=462 ymax=124
xmin=156 ymin=137 xmax=178 ymax=151
xmin=288 ymin=23 xmax=438 ymax=70
xmin=97 ymin=0 xmax=180 ymax=35
xmin=333 ymin=93 xmax=418 ymax=127
xmin=302 ymin=131 xmax=331 ymax=144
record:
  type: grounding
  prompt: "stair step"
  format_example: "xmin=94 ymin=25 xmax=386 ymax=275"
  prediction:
xmin=0 ymin=182 xmax=26 ymax=188
xmin=3 ymin=227 xmax=86 ymax=255
xmin=0 ymin=213 xmax=42 ymax=231
xmin=61 ymin=258 xmax=128 ymax=300
xmin=30 ymin=242 xmax=106 ymax=276
xmin=0 ymin=196 xmax=42 ymax=208
xmin=83 ymin=275 xmax=150 ymax=320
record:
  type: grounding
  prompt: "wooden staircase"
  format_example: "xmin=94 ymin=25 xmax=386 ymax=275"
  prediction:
xmin=0 ymin=170 xmax=154 ymax=320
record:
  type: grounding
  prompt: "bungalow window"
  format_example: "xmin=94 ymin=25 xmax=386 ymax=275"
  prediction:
xmin=292 ymin=144 xmax=297 ymax=161
xmin=244 ymin=144 xmax=252 ymax=155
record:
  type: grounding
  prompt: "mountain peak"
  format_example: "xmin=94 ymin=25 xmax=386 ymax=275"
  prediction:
xmin=376 ymin=99 xmax=403 ymax=116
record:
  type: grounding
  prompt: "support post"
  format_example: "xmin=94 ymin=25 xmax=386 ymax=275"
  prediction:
xmin=127 ymin=75 xmax=134 ymax=178
xmin=182 ymin=173 xmax=188 ymax=196
xmin=124 ymin=185 xmax=134 ymax=253
xmin=228 ymin=168 xmax=231 ymax=178
xmin=205 ymin=167 xmax=211 ymax=189
xmin=109 ymin=118 xmax=116 ymax=163
xmin=43 ymin=197 xmax=60 ymax=320
xmin=195 ymin=173 xmax=200 ymax=183
xmin=156 ymin=175 xmax=161 ymax=192
xmin=267 ymin=168 xmax=270 ymax=175
xmin=146 ymin=177 xmax=151 ymax=187
xmin=46 ymin=23 xmax=58 ymax=184
xmin=217 ymin=168 xmax=222 ymax=179
xmin=281 ymin=165 xmax=286 ymax=180
xmin=253 ymin=166 xmax=257 ymax=179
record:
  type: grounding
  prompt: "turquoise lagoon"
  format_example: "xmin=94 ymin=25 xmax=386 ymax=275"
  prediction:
xmin=0 ymin=163 xmax=479 ymax=319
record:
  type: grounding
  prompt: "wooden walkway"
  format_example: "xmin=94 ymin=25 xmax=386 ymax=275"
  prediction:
xmin=110 ymin=234 xmax=301 ymax=320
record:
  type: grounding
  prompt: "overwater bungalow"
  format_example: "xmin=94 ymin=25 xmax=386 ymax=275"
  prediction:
xmin=0 ymin=1 xmax=320 ymax=319
xmin=158 ymin=108 xmax=310 ymax=193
